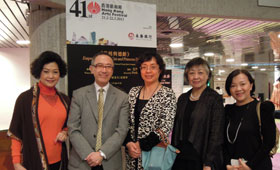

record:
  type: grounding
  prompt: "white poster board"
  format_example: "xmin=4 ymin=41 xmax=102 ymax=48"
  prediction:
xmin=66 ymin=0 xmax=156 ymax=48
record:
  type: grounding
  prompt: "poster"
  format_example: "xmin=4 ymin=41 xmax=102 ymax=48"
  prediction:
xmin=161 ymin=70 xmax=172 ymax=88
xmin=66 ymin=0 xmax=156 ymax=48
xmin=67 ymin=44 xmax=156 ymax=96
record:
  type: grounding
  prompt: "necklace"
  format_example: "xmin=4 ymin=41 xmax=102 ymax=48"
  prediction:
xmin=226 ymin=119 xmax=243 ymax=144
xmin=190 ymin=93 xmax=200 ymax=101
xmin=226 ymin=104 xmax=250 ymax=144
xmin=143 ymin=83 xmax=160 ymax=99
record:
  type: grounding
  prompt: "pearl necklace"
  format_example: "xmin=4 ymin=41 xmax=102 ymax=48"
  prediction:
xmin=190 ymin=93 xmax=200 ymax=101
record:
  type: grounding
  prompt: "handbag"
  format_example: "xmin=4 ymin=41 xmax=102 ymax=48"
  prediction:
xmin=141 ymin=129 xmax=180 ymax=170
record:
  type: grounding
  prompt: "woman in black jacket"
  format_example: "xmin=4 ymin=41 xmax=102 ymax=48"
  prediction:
xmin=224 ymin=69 xmax=276 ymax=170
xmin=8 ymin=51 xmax=70 ymax=170
xmin=172 ymin=57 xmax=225 ymax=170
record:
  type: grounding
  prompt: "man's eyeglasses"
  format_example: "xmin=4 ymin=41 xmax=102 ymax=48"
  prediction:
xmin=92 ymin=64 xmax=114 ymax=70
xmin=140 ymin=65 xmax=159 ymax=71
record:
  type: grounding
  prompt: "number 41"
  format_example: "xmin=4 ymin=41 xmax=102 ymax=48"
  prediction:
xmin=69 ymin=0 xmax=87 ymax=17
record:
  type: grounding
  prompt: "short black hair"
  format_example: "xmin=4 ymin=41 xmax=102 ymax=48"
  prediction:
xmin=30 ymin=51 xmax=67 ymax=79
xmin=136 ymin=53 xmax=165 ymax=81
xmin=91 ymin=52 xmax=114 ymax=66
xmin=184 ymin=57 xmax=212 ymax=83
xmin=225 ymin=69 xmax=255 ymax=96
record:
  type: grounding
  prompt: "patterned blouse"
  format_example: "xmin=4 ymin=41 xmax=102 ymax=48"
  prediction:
xmin=125 ymin=85 xmax=177 ymax=170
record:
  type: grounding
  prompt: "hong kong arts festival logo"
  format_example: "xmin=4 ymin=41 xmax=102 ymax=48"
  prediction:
xmin=88 ymin=1 xmax=100 ymax=14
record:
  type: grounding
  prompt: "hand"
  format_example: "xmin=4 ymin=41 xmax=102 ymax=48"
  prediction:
xmin=126 ymin=142 xmax=141 ymax=158
xmin=14 ymin=163 xmax=27 ymax=170
xmin=85 ymin=152 xmax=103 ymax=167
xmin=135 ymin=141 xmax=141 ymax=152
xmin=203 ymin=166 xmax=211 ymax=170
xmin=226 ymin=165 xmax=240 ymax=170
xmin=55 ymin=131 xmax=67 ymax=143
xmin=238 ymin=159 xmax=251 ymax=170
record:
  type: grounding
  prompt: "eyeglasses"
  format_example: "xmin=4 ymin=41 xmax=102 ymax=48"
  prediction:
xmin=140 ymin=65 xmax=159 ymax=71
xmin=92 ymin=64 xmax=114 ymax=70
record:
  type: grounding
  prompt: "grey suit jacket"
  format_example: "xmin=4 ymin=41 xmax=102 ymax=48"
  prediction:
xmin=67 ymin=83 xmax=129 ymax=170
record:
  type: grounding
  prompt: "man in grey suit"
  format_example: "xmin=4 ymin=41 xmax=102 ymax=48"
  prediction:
xmin=67 ymin=52 xmax=129 ymax=170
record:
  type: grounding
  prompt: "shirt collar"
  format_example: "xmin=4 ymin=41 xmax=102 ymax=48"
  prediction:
xmin=94 ymin=82 xmax=109 ymax=93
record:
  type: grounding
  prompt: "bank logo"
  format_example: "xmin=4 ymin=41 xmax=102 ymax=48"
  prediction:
xmin=128 ymin=33 xmax=134 ymax=40
xmin=88 ymin=2 xmax=100 ymax=14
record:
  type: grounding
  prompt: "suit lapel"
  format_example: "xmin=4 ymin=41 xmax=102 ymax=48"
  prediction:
xmin=86 ymin=84 xmax=98 ymax=122
xmin=103 ymin=84 xmax=116 ymax=120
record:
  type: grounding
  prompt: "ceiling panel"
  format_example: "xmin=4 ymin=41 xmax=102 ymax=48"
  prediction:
xmin=1 ymin=1 xmax=280 ymax=78
xmin=157 ymin=15 xmax=280 ymax=59
xmin=0 ymin=0 xmax=29 ymax=48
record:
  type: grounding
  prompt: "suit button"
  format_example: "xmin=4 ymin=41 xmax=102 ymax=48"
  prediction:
xmin=93 ymin=134 xmax=96 ymax=138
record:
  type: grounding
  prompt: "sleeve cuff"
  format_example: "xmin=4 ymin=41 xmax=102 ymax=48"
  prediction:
xmin=99 ymin=150 xmax=107 ymax=159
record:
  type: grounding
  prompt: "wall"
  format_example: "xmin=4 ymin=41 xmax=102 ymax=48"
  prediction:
xmin=0 ymin=48 xmax=30 ymax=130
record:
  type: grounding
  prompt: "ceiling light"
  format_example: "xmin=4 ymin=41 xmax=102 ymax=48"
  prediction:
xmin=169 ymin=43 xmax=183 ymax=48
xmin=226 ymin=58 xmax=235 ymax=62
xmin=204 ymin=52 xmax=214 ymax=57
xmin=16 ymin=40 xmax=30 ymax=45
xmin=252 ymin=66 xmax=258 ymax=69
xmin=260 ymin=68 xmax=266 ymax=71
xmin=241 ymin=63 xmax=248 ymax=66
xmin=218 ymin=70 xmax=225 ymax=74
xmin=217 ymin=78 xmax=221 ymax=81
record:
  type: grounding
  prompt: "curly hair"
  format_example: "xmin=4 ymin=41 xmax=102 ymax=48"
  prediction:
xmin=136 ymin=52 xmax=166 ymax=81
xmin=30 ymin=51 xmax=67 ymax=79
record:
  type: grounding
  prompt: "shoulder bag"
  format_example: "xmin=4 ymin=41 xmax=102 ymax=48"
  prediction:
xmin=141 ymin=129 xmax=180 ymax=170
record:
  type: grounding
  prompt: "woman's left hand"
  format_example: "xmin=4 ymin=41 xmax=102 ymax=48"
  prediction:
xmin=238 ymin=159 xmax=251 ymax=170
xmin=203 ymin=166 xmax=211 ymax=170
xmin=55 ymin=130 xmax=67 ymax=143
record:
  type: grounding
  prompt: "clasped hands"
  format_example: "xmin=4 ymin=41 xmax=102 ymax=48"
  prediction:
xmin=85 ymin=151 xmax=103 ymax=167
xmin=226 ymin=159 xmax=251 ymax=170
xmin=126 ymin=141 xmax=141 ymax=158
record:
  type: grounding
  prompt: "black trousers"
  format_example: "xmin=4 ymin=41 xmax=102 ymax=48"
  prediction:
xmin=92 ymin=165 xmax=104 ymax=170
xmin=172 ymin=158 xmax=203 ymax=170
xmin=49 ymin=161 xmax=61 ymax=170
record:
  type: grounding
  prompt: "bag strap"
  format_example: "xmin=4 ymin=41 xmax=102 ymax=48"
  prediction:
xmin=156 ymin=129 xmax=181 ymax=154
xmin=256 ymin=102 xmax=261 ymax=126
xmin=157 ymin=129 xmax=170 ymax=146
xmin=256 ymin=102 xmax=264 ymax=140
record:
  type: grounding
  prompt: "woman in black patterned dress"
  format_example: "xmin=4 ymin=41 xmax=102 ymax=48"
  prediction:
xmin=123 ymin=53 xmax=177 ymax=170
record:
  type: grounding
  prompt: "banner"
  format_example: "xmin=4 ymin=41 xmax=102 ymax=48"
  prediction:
xmin=66 ymin=0 xmax=156 ymax=48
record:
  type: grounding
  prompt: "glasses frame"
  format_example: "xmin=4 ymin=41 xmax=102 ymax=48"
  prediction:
xmin=139 ymin=65 xmax=159 ymax=71
xmin=92 ymin=64 xmax=114 ymax=70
